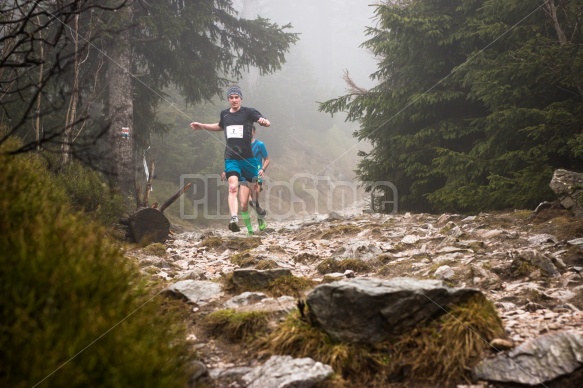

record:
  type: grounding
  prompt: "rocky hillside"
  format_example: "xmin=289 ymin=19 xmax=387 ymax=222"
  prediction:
xmin=129 ymin=203 xmax=583 ymax=387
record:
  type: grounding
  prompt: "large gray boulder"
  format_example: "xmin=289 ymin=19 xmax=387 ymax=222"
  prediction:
xmin=306 ymin=277 xmax=480 ymax=344
xmin=230 ymin=268 xmax=292 ymax=290
xmin=473 ymin=330 xmax=583 ymax=385
xmin=165 ymin=280 xmax=223 ymax=306
xmin=549 ymin=169 xmax=583 ymax=217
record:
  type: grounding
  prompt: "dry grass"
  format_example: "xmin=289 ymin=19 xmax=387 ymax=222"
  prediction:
xmin=293 ymin=252 xmax=320 ymax=264
xmin=225 ymin=236 xmax=262 ymax=250
xmin=202 ymin=309 xmax=270 ymax=343
xmin=230 ymin=250 xmax=258 ymax=267
xmin=222 ymin=273 xmax=316 ymax=298
xmin=316 ymin=258 xmax=371 ymax=275
xmin=141 ymin=242 xmax=167 ymax=257
xmin=255 ymin=259 xmax=279 ymax=270
xmin=254 ymin=311 xmax=390 ymax=386
xmin=320 ymin=225 xmax=361 ymax=239
xmin=254 ymin=293 xmax=504 ymax=387
xmin=387 ymin=293 xmax=505 ymax=386
xmin=201 ymin=236 xmax=224 ymax=249
xmin=265 ymin=276 xmax=317 ymax=298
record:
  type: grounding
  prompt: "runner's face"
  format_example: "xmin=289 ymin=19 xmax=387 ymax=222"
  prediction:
xmin=228 ymin=94 xmax=241 ymax=110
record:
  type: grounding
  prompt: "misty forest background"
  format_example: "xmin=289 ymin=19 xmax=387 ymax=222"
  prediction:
xmin=4 ymin=1 xmax=583 ymax=386
xmin=3 ymin=0 xmax=583 ymax=226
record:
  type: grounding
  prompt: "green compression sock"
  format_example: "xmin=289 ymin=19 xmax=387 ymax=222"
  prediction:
xmin=258 ymin=217 xmax=266 ymax=231
xmin=241 ymin=211 xmax=253 ymax=233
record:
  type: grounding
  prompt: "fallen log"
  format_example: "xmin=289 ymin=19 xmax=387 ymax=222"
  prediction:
xmin=128 ymin=182 xmax=192 ymax=244
xmin=129 ymin=207 xmax=170 ymax=244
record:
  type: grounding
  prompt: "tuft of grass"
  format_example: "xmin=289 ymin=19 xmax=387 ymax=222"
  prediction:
xmin=265 ymin=276 xmax=317 ymax=298
xmin=230 ymin=250 xmax=259 ymax=267
xmin=520 ymin=288 xmax=555 ymax=307
xmin=387 ymin=293 xmax=506 ymax=386
xmin=509 ymin=259 xmax=537 ymax=278
xmin=202 ymin=309 xmax=271 ymax=343
xmin=319 ymin=225 xmax=361 ymax=239
xmin=255 ymin=294 xmax=504 ymax=387
xmin=141 ymin=242 xmax=167 ymax=256
xmin=254 ymin=311 xmax=390 ymax=386
xmin=255 ymin=259 xmax=279 ymax=270
xmin=316 ymin=258 xmax=371 ymax=274
xmin=293 ymin=252 xmax=320 ymax=263
xmin=201 ymin=235 xmax=224 ymax=249
xmin=225 ymin=236 xmax=262 ymax=250
xmin=222 ymin=273 xmax=316 ymax=298
xmin=374 ymin=254 xmax=394 ymax=266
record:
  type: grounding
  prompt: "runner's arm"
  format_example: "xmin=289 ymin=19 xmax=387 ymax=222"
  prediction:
xmin=190 ymin=122 xmax=222 ymax=131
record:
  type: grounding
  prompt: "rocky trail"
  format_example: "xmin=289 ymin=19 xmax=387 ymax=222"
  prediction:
xmin=129 ymin=203 xmax=583 ymax=387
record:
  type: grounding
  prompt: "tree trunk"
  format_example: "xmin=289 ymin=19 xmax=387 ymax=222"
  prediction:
xmin=63 ymin=12 xmax=79 ymax=165
xmin=35 ymin=15 xmax=44 ymax=152
xmin=107 ymin=5 xmax=135 ymax=201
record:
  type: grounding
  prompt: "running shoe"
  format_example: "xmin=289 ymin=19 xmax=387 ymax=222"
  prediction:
xmin=255 ymin=202 xmax=267 ymax=216
xmin=228 ymin=216 xmax=240 ymax=232
xmin=258 ymin=218 xmax=266 ymax=231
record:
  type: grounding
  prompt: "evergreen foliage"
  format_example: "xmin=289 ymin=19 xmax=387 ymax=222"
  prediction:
xmin=320 ymin=0 xmax=583 ymax=213
xmin=128 ymin=0 xmax=299 ymax=150
xmin=0 ymin=138 xmax=195 ymax=387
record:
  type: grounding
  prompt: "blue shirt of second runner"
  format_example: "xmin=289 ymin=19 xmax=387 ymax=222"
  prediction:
xmin=252 ymin=139 xmax=268 ymax=183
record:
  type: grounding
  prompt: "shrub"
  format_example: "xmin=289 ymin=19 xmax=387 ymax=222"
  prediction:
xmin=0 ymin=142 xmax=195 ymax=387
xmin=55 ymin=161 xmax=126 ymax=226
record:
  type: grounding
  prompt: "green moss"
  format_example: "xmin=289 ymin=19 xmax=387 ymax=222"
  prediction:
xmin=0 ymin=142 xmax=195 ymax=387
xmin=510 ymin=259 xmax=537 ymax=278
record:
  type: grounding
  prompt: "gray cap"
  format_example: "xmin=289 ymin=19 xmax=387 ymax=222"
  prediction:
xmin=227 ymin=85 xmax=242 ymax=98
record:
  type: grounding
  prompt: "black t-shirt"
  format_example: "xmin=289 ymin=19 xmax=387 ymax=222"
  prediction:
xmin=219 ymin=107 xmax=263 ymax=160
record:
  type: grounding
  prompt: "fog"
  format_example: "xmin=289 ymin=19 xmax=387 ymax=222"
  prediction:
xmin=235 ymin=0 xmax=378 ymax=180
xmin=155 ymin=1 xmax=381 ymax=220
xmin=240 ymin=0 xmax=377 ymax=92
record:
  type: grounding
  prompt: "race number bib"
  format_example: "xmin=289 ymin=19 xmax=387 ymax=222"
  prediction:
xmin=226 ymin=125 xmax=244 ymax=139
